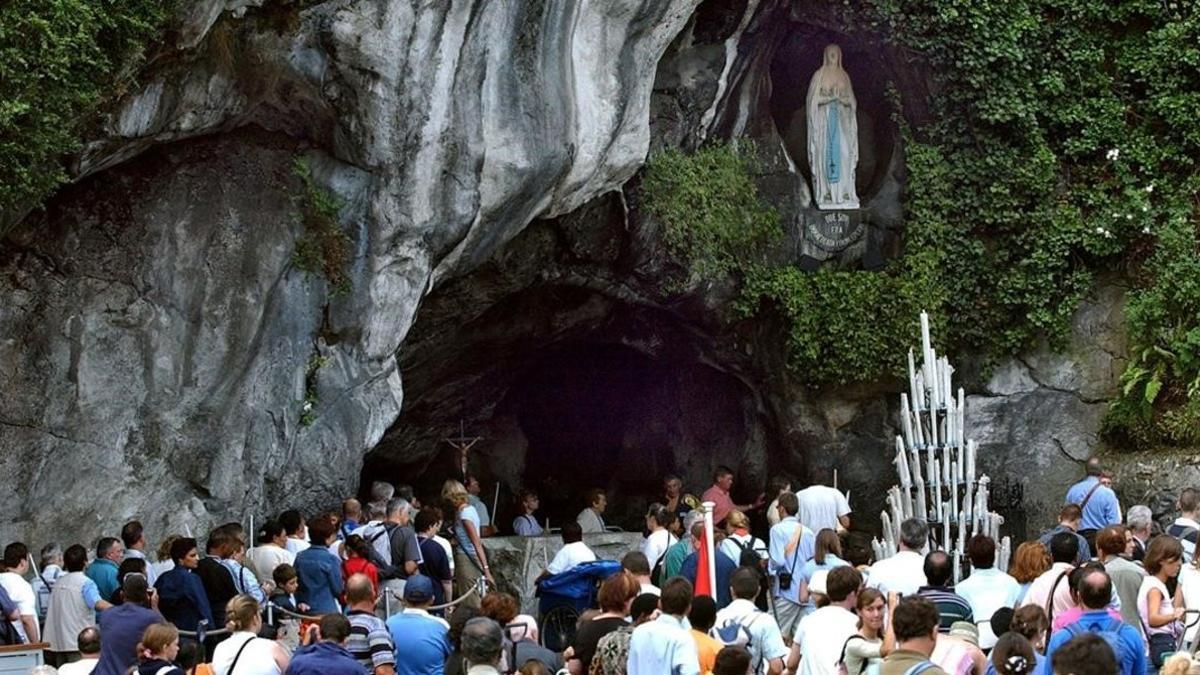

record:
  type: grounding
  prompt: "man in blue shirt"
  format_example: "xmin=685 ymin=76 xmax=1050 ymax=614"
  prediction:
xmin=85 ymin=538 xmax=124 ymax=602
xmin=386 ymin=575 xmax=451 ymax=675
xmin=1064 ymin=458 xmax=1121 ymax=558
xmin=768 ymin=492 xmax=815 ymax=639
xmin=681 ymin=522 xmax=738 ymax=609
xmin=287 ymin=614 xmax=364 ymax=675
xmin=1041 ymin=568 xmax=1146 ymax=675
xmin=96 ymin=575 xmax=162 ymax=675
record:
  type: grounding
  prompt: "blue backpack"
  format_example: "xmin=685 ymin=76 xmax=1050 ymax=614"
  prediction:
xmin=1061 ymin=617 xmax=1137 ymax=672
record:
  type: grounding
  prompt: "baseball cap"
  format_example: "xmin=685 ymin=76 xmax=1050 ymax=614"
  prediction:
xmin=403 ymin=574 xmax=435 ymax=603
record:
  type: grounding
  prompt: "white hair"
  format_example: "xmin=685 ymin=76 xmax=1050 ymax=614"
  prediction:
xmin=1127 ymin=504 xmax=1153 ymax=531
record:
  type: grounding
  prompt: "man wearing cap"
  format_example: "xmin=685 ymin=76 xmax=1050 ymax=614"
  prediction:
xmin=385 ymin=574 xmax=451 ymax=675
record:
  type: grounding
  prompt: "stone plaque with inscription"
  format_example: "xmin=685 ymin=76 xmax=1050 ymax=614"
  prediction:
xmin=794 ymin=207 xmax=866 ymax=261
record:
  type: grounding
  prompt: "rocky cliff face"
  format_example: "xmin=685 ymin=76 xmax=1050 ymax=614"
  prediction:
xmin=0 ymin=0 xmax=703 ymax=544
xmin=1 ymin=0 xmax=1130 ymax=546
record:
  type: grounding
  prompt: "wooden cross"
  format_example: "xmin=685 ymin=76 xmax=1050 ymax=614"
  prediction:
xmin=443 ymin=419 xmax=483 ymax=481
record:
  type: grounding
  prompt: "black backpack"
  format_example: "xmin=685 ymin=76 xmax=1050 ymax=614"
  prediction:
xmin=731 ymin=537 xmax=762 ymax=569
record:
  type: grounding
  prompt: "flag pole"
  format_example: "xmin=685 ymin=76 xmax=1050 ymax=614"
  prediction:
xmin=702 ymin=501 xmax=717 ymax=598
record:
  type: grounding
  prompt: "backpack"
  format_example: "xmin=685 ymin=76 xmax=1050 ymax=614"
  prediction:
xmin=365 ymin=524 xmax=394 ymax=568
xmin=1167 ymin=523 xmax=1199 ymax=562
xmin=1062 ymin=617 xmax=1137 ymax=673
xmin=731 ymin=537 xmax=762 ymax=570
xmin=713 ymin=611 xmax=765 ymax=673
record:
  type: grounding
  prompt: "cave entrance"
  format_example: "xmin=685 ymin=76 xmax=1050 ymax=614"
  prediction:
xmin=501 ymin=341 xmax=752 ymax=530
xmin=361 ymin=279 xmax=779 ymax=534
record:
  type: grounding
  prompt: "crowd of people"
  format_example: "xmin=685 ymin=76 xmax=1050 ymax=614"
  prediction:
xmin=5 ymin=458 xmax=1200 ymax=675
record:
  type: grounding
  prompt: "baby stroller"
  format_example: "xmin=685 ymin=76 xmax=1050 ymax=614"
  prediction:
xmin=536 ymin=560 xmax=623 ymax=652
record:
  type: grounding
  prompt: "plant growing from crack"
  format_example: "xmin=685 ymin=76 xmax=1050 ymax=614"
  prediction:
xmin=298 ymin=353 xmax=328 ymax=428
xmin=292 ymin=157 xmax=353 ymax=296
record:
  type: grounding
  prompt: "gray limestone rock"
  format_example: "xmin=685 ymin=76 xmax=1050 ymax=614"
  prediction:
xmin=0 ymin=0 xmax=702 ymax=544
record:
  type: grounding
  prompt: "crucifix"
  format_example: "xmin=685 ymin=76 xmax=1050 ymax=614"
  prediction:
xmin=443 ymin=419 xmax=483 ymax=481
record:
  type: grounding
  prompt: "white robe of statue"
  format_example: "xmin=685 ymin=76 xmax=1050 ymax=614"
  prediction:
xmin=806 ymin=44 xmax=859 ymax=210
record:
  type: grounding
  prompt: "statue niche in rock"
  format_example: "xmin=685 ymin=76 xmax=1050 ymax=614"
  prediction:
xmin=806 ymin=44 xmax=859 ymax=210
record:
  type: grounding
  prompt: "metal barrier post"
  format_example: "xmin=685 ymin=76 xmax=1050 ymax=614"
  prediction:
xmin=384 ymin=589 xmax=392 ymax=617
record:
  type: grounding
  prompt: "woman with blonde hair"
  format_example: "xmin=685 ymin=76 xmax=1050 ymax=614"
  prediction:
xmin=443 ymin=478 xmax=494 ymax=608
xmin=718 ymin=510 xmax=766 ymax=565
xmin=135 ymin=623 xmax=185 ymax=675
xmin=211 ymin=595 xmax=289 ymax=675
xmin=1008 ymin=541 xmax=1051 ymax=604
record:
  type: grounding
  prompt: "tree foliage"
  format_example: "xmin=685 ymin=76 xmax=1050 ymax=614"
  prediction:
xmin=0 ymin=0 xmax=171 ymax=229
xmin=645 ymin=0 xmax=1200 ymax=444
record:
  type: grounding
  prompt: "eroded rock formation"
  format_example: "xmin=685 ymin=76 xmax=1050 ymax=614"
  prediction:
xmin=1 ymin=0 xmax=1130 ymax=545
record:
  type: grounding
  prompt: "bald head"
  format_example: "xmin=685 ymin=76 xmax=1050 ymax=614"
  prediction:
xmin=923 ymin=551 xmax=953 ymax=586
xmin=345 ymin=573 xmax=376 ymax=606
xmin=1079 ymin=569 xmax=1113 ymax=609
xmin=1085 ymin=457 xmax=1104 ymax=477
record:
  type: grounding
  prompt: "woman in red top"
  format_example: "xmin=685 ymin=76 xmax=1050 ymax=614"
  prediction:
xmin=341 ymin=534 xmax=379 ymax=592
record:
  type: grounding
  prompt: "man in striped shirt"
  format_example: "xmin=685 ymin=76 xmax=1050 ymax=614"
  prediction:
xmin=916 ymin=551 xmax=973 ymax=632
xmin=345 ymin=574 xmax=396 ymax=675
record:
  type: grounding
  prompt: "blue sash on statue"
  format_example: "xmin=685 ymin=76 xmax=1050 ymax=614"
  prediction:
xmin=826 ymin=103 xmax=841 ymax=183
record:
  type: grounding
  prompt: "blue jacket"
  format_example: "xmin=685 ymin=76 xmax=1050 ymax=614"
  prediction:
xmin=86 ymin=559 xmax=120 ymax=602
xmin=681 ymin=548 xmax=738 ymax=609
xmin=295 ymin=547 xmax=343 ymax=614
xmin=155 ymin=566 xmax=214 ymax=632
xmin=96 ymin=602 xmax=164 ymax=675
xmin=1042 ymin=610 xmax=1147 ymax=675
xmin=285 ymin=642 xmax=363 ymax=675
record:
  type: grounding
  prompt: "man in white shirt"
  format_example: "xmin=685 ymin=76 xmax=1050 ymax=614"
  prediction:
xmin=954 ymin=535 xmax=1020 ymax=649
xmin=576 ymin=489 xmax=608 ymax=534
xmin=120 ymin=521 xmax=157 ymax=586
xmin=713 ymin=568 xmax=787 ymax=675
xmin=788 ymin=566 xmax=862 ymax=675
xmin=58 ymin=627 xmax=100 ymax=675
xmin=621 ymin=552 xmax=660 ymax=596
xmin=280 ymin=509 xmax=311 ymax=555
xmin=795 ymin=469 xmax=851 ymax=534
xmin=867 ymin=518 xmax=928 ymax=596
xmin=0 ymin=542 xmax=40 ymax=643
xmin=1020 ymin=531 xmax=1079 ymax=617
xmin=628 ymin=577 xmax=701 ymax=675
xmin=541 ymin=522 xmax=596 ymax=578
xmin=246 ymin=519 xmax=296 ymax=584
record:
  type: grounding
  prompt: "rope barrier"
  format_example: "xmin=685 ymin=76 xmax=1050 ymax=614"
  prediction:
xmin=171 ymin=578 xmax=487 ymax=642
xmin=384 ymin=577 xmax=484 ymax=611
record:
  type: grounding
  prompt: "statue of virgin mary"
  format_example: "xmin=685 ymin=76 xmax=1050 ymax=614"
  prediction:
xmin=806 ymin=44 xmax=859 ymax=210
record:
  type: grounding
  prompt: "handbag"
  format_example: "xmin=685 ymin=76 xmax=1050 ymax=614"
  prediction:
xmin=1149 ymin=632 xmax=1176 ymax=667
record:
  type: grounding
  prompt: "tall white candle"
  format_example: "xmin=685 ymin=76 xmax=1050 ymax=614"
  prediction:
xmin=915 ymin=477 xmax=928 ymax=522
xmin=967 ymin=439 xmax=976 ymax=489
xmin=908 ymin=349 xmax=921 ymax=411
xmin=942 ymin=506 xmax=951 ymax=550
xmin=901 ymin=394 xmax=915 ymax=447
xmin=896 ymin=437 xmax=912 ymax=488
xmin=950 ymin=460 xmax=959 ymax=517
